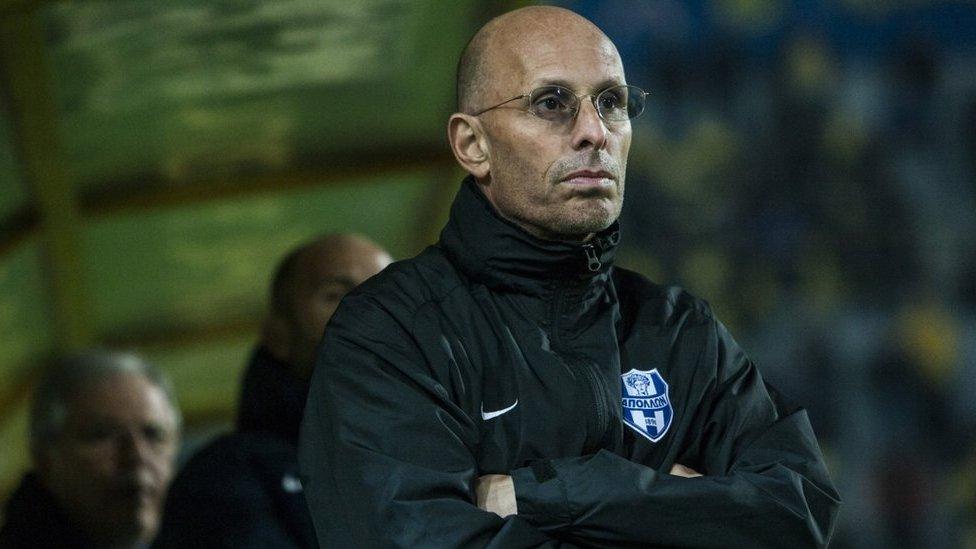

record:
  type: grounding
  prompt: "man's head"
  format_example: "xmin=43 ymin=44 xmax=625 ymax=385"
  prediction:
xmin=265 ymin=233 xmax=392 ymax=377
xmin=449 ymin=6 xmax=633 ymax=242
xmin=29 ymin=350 xmax=181 ymax=547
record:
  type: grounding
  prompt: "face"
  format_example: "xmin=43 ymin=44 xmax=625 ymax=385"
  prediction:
xmin=287 ymin=240 xmax=392 ymax=375
xmin=39 ymin=373 xmax=179 ymax=546
xmin=477 ymin=23 xmax=631 ymax=241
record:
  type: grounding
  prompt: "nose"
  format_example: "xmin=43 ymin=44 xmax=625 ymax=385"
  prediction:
xmin=118 ymin=430 xmax=151 ymax=467
xmin=570 ymin=97 xmax=608 ymax=151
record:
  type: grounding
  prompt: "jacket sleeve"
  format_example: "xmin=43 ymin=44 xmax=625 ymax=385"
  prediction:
xmin=299 ymin=295 xmax=572 ymax=548
xmin=511 ymin=319 xmax=841 ymax=548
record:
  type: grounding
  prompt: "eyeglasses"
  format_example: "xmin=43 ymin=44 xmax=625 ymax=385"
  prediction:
xmin=471 ymin=84 xmax=647 ymax=123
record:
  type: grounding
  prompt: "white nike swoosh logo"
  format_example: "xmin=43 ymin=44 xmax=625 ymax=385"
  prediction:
xmin=481 ymin=399 xmax=519 ymax=420
xmin=281 ymin=474 xmax=303 ymax=494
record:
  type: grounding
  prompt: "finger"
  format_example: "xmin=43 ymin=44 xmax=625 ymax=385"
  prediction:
xmin=669 ymin=463 xmax=703 ymax=478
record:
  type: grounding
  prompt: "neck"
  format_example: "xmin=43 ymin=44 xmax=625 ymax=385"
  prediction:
xmin=520 ymin=221 xmax=596 ymax=243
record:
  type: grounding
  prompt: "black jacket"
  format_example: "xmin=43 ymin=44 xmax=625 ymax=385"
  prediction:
xmin=153 ymin=347 xmax=317 ymax=548
xmin=0 ymin=473 xmax=98 ymax=549
xmin=300 ymin=177 xmax=841 ymax=548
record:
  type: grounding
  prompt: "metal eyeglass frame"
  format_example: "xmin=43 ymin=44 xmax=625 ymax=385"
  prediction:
xmin=471 ymin=84 xmax=648 ymax=123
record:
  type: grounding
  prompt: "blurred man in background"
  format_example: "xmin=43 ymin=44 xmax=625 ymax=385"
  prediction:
xmin=154 ymin=233 xmax=391 ymax=548
xmin=0 ymin=350 xmax=181 ymax=548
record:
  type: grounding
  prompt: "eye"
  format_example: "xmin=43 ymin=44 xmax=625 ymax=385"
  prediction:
xmin=534 ymin=93 xmax=570 ymax=111
xmin=599 ymin=92 xmax=622 ymax=110
xmin=598 ymin=88 xmax=629 ymax=117
xmin=530 ymin=87 xmax=575 ymax=120
xmin=143 ymin=424 xmax=167 ymax=444
xmin=315 ymin=282 xmax=352 ymax=303
xmin=540 ymin=97 xmax=562 ymax=110
xmin=77 ymin=425 xmax=116 ymax=443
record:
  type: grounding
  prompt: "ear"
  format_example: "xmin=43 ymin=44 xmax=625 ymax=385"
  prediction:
xmin=448 ymin=113 xmax=490 ymax=179
xmin=262 ymin=314 xmax=293 ymax=363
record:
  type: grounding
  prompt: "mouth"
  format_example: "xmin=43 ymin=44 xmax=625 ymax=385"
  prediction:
xmin=559 ymin=169 xmax=615 ymax=190
xmin=112 ymin=478 xmax=158 ymax=502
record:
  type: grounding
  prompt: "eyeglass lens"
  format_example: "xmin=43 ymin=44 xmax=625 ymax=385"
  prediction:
xmin=528 ymin=85 xmax=645 ymax=122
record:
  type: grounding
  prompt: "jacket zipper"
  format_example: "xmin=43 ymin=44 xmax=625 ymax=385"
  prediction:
xmin=582 ymin=230 xmax=619 ymax=273
xmin=572 ymin=356 xmax=611 ymax=453
xmin=550 ymin=280 xmax=611 ymax=453
xmin=582 ymin=244 xmax=601 ymax=272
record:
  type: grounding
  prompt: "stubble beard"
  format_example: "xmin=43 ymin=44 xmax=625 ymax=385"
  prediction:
xmin=545 ymin=194 xmax=622 ymax=238
xmin=489 ymin=143 xmax=626 ymax=241
xmin=538 ymin=150 xmax=626 ymax=240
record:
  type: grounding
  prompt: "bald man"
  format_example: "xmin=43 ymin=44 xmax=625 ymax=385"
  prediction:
xmin=300 ymin=7 xmax=839 ymax=548
xmin=154 ymin=234 xmax=391 ymax=548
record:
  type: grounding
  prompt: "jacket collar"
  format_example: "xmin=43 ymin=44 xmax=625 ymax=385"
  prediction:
xmin=1 ymin=473 xmax=98 ymax=548
xmin=439 ymin=176 xmax=619 ymax=295
xmin=236 ymin=346 xmax=309 ymax=444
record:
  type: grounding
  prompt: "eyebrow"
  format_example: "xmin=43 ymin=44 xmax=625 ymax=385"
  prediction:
xmin=315 ymin=276 xmax=359 ymax=289
xmin=534 ymin=77 xmax=624 ymax=93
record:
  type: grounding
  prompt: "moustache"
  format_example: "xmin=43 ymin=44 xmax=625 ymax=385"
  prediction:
xmin=552 ymin=151 xmax=622 ymax=183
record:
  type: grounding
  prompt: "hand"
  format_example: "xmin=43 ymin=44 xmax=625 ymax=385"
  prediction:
xmin=475 ymin=474 xmax=517 ymax=518
xmin=669 ymin=463 xmax=703 ymax=478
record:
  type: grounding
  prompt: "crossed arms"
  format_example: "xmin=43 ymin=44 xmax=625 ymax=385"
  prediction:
xmin=475 ymin=462 xmax=702 ymax=519
xmin=299 ymin=297 xmax=840 ymax=548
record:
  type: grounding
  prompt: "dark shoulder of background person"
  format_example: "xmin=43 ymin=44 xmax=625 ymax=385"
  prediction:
xmin=1 ymin=474 xmax=98 ymax=549
xmin=152 ymin=428 xmax=316 ymax=548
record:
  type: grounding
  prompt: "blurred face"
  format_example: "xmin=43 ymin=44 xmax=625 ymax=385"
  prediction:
xmin=39 ymin=374 xmax=179 ymax=546
xmin=287 ymin=239 xmax=392 ymax=375
xmin=477 ymin=21 xmax=631 ymax=241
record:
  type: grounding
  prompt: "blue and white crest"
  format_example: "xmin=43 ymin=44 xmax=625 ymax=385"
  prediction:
xmin=621 ymin=368 xmax=673 ymax=442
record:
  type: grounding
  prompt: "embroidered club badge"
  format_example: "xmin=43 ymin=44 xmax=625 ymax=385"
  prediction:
xmin=621 ymin=368 xmax=673 ymax=442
